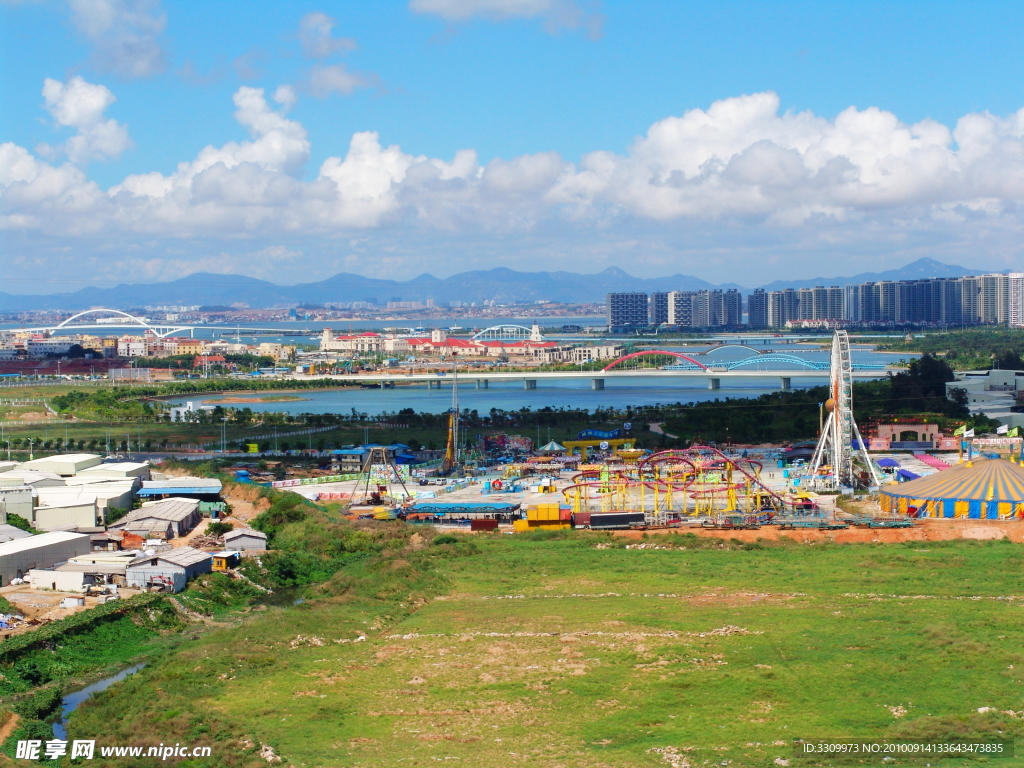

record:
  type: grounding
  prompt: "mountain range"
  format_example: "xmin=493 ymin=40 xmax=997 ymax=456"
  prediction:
xmin=0 ymin=258 xmax=985 ymax=311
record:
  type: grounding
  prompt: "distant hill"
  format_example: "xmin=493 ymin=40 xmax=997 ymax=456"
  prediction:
xmin=0 ymin=257 xmax=990 ymax=311
xmin=0 ymin=267 xmax=743 ymax=311
xmin=756 ymin=257 xmax=983 ymax=292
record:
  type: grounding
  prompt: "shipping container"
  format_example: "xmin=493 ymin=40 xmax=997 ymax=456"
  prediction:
xmin=581 ymin=512 xmax=646 ymax=530
xmin=470 ymin=519 xmax=499 ymax=532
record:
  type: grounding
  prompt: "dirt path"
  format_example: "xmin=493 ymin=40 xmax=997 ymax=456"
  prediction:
xmin=648 ymin=422 xmax=679 ymax=439
xmin=0 ymin=712 xmax=21 ymax=745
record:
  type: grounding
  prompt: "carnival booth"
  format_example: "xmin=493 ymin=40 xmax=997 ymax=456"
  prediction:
xmin=878 ymin=457 xmax=1024 ymax=519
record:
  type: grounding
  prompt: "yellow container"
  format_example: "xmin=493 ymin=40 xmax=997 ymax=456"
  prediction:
xmin=513 ymin=519 xmax=530 ymax=532
xmin=528 ymin=520 xmax=569 ymax=530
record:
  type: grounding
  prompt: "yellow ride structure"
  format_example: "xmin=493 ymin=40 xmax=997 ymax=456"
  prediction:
xmin=561 ymin=446 xmax=785 ymax=523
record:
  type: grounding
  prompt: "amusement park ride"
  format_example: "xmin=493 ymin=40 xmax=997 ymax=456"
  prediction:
xmin=561 ymin=444 xmax=786 ymax=523
xmin=808 ymin=330 xmax=881 ymax=491
xmin=350 ymin=330 xmax=880 ymax=525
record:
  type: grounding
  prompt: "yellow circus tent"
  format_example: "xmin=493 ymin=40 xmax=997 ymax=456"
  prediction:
xmin=879 ymin=457 xmax=1024 ymax=519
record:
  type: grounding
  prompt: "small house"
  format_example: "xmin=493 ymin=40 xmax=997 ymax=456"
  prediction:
xmin=126 ymin=547 xmax=213 ymax=593
xmin=223 ymin=528 xmax=268 ymax=551
xmin=212 ymin=551 xmax=241 ymax=571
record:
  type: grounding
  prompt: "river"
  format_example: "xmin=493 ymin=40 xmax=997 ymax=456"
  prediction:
xmin=169 ymin=346 xmax=909 ymax=416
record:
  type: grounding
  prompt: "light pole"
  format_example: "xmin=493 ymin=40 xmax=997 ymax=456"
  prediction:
xmin=125 ymin=434 xmax=131 ymax=460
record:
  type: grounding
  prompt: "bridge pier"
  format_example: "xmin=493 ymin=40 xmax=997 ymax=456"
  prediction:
xmin=780 ymin=377 xmax=791 ymax=391
xmin=524 ymin=379 xmax=537 ymax=390
xmin=708 ymin=378 xmax=720 ymax=390
xmin=592 ymin=378 xmax=605 ymax=390
xmin=476 ymin=379 xmax=488 ymax=389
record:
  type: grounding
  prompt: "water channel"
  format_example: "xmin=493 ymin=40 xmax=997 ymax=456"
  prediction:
xmin=51 ymin=663 xmax=146 ymax=740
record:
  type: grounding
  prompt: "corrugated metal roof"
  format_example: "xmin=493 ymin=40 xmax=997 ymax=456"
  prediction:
xmin=120 ymin=519 xmax=174 ymax=533
xmin=128 ymin=546 xmax=211 ymax=568
xmin=159 ymin=547 xmax=212 ymax=567
xmin=124 ymin=498 xmax=199 ymax=523
xmin=224 ymin=528 xmax=267 ymax=541
xmin=142 ymin=477 xmax=222 ymax=489
xmin=0 ymin=531 xmax=90 ymax=556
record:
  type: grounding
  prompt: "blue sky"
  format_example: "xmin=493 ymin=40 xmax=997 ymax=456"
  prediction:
xmin=2 ymin=0 xmax=1024 ymax=293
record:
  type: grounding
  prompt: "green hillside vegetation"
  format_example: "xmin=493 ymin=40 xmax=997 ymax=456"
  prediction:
xmin=66 ymin=531 xmax=1024 ymax=768
xmin=877 ymin=328 xmax=1024 ymax=371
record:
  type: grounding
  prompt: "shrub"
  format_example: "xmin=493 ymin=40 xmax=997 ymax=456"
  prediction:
xmin=205 ymin=522 xmax=234 ymax=537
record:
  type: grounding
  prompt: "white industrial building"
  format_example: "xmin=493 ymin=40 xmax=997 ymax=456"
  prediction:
xmin=0 ymin=532 xmax=91 ymax=586
xmin=21 ymin=454 xmax=103 ymax=477
xmin=0 ymin=486 xmax=34 ymax=520
xmin=35 ymin=481 xmax=137 ymax=528
xmin=77 ymin=462 xmax=151 ymax=480
xmin=0 ymin=471 xmax=64 ymax=489
xmin=33 ymin=499 xmax=101 ymax=532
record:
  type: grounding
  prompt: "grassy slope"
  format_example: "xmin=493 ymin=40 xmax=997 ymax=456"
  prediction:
xmin=67 ymin=535 xmax=1024 ymax=767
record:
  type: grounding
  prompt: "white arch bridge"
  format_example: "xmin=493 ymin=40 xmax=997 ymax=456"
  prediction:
xmin=471 ymin=324 xmax=543 ymax=342
xmin=20 ymin=309 xmax=196 ymax=338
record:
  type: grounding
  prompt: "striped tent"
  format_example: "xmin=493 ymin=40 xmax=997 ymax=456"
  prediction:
xmin=879 ymin=457 xmax=1024 ymax=519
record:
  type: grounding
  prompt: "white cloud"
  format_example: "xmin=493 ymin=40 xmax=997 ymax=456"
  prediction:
xmin=273 ymin=85 xmax=297 ymax=111
xmin=297 ymin=11 xmax=357 ymax=59
xmin=68 ymin=0 xmax=167 ymax=79
xmin=4 ymin=89 xmax=1024 ymax=283
xmin=110 ymin=86 xmax=310 ymax=201
xmin=410 ymin=0 xmax=604 ymax=38
xmin=306 ymin=64 xmax=370 ymax=98
xmin=37 ymin=76 xmax=133 ymax=164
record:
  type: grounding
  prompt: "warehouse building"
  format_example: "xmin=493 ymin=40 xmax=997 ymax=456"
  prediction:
xmin=77 ymin=462 xmax=152 ymax=481
xmin=33 ymin=499 xmax=100 ymax=531
xmin=109 ymin=498 xmax=201 ymax=539
xmin=0 ymin=486 xmax=34 ymax=521
xmin=0 ymin=532 xmax=91 ymax=586
xmin=137 ymin=477 xmax=223 ymax=500
xmin=20 ymin=454 xmax=103 ymax=477
xmin=0 ymin=470 xmax=64 ymax=489
xmin=126 ymin=547 xmax=212 ymax=593
xmin=223 ymin=528 xmax=268 ymax=551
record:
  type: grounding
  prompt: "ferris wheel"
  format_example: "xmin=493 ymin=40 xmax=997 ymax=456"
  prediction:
xmin=809 ymin=330 xmax=880 ymax=490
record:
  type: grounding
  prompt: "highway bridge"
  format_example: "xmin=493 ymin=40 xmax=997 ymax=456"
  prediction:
xmin=285 ymin=367 xmax=895 ymax=391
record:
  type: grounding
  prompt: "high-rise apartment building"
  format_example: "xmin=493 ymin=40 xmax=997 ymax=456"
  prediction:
xmin=606 ymin=292 xmax=649 ymax=329
xmin=1009 ymin=274 xmax=1024 ymax=328
xmin=747 ymin=289 xmax=768 ymax=328
xmin=667 ymin=291 xmax=692 ymax=326
xmin=649 ymin=292 xmax=670 ymax=325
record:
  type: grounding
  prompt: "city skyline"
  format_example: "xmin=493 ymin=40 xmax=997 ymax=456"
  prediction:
xmin=2 ymin=1 xmax=1024 ymax=291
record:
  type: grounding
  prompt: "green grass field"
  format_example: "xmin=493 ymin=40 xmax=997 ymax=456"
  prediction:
xmin=67 ymin=535 xmax=1024 ymax=767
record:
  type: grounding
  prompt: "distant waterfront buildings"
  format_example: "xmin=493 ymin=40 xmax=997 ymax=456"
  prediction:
xmin=606 ymin=292 xmax=649 ymax=329
xmin=607 ymin=272 xmax=1024 ymax=330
